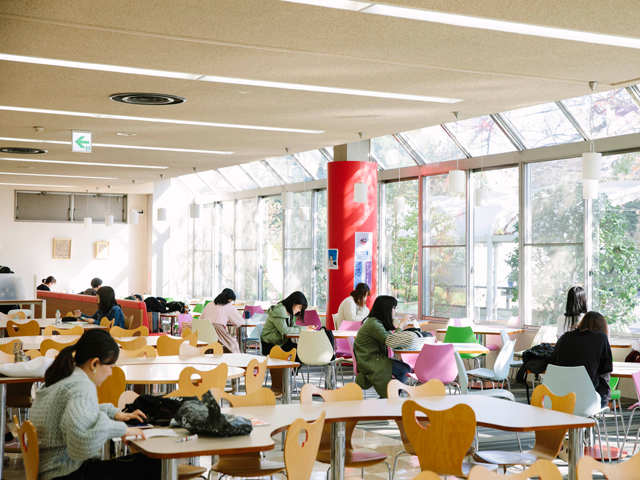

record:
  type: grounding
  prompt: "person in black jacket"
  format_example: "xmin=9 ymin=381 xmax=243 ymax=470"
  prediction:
xmin=37 ymin=276 xmax=57 ymax=291
xmin=550 ymin=311 xmax=613 ymax=407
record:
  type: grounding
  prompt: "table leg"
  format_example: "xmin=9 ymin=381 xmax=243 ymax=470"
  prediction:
xmin=282 ymin=367 xmax=292 ymax=404
xmin=325 ymin=363 xmax=336 ymax=390
xmin=478 ymin=334 xmax=486 ymax=367
xmin=239 ymin=327 xmax=246 ymax=353
xmin=161 ymin=458 xmax=178 ymax=480
xmin=568 ymin=427 xmax=584 ymax=480
xmin=330 ymin=422 xmax=346 ymax=480
xmin=0 ymin=384 xmax=6 ymax=480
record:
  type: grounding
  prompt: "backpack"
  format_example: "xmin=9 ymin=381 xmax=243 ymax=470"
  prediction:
xmin=516 ymin=342 xmax=555 ymax=385
xmin=174 ymin=391 xmax=253 ymax=437
xmin=626 ymin=350 xmax=640 ymax=363
xmin=144 ymin=297 xmax=167 ymax=313
xmin=123 ymin=394 xmax=197 ymax=426
xmin=166 ymin=301 xmax=186 ymax=313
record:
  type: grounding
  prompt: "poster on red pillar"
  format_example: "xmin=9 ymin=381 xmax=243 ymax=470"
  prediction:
xmin=354 ymin=232 xmax=372 ymax=289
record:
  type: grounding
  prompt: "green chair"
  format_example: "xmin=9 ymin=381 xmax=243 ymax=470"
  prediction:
xmin=192 ymin=303 xmax=205 ymax=316
xmin=443 ymin=326 xmax=483 ymax=366
xmin=610 ymin=377 xmax=622 ymax=443
xmin=164 ymin=297 xmax=174 ymax=302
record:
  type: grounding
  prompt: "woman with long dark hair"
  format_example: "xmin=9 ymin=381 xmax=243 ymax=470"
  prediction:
xmin=37 ymin=276 xmax=57 ymax=291
xmin=353 ymin=295 xmax=413 ymax=398
xmin=200 ymin=288 xmax=244 ymax=353
xmin=334 ymin=283 xmax=371 ymax=329
xmin=74 ymin=286 xmax=125 ymax=328
xmin=261 ymin=291 xmax=308 ymax=358
xmin=556 ymin=286 xmax=587 ymax=338
xmin=30 ymin=330 xmax=157 ymax=479
xmin=550 ymin=311 xmax=613 ymax=407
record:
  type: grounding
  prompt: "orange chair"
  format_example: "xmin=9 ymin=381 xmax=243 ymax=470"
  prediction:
xmin=6 ymin=320 xmax=40 ymax=337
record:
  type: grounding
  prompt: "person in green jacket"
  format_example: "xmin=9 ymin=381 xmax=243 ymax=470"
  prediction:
xmin=261 ymin=291 xmax=309 ymax=361
xmin=353 ymin=295 xmax=413 ymax=398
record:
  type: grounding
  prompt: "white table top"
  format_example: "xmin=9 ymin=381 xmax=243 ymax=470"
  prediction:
xmin=119 ymin=364 xmax=244 ymax=384
xmin=612 ymin=361 xmax=640 ymax=378
xmin=0 ymin=334 xmax=205 ymax=350
xmin=436 ymin=326 xmax=525 ymax=335
xmin=394 ymin=342 xmax=490 ymax=355
xmin=286 ymin=330 xmax=357 ymax=339
xmin=0 ymin=318 xmax=105 ymax=331
xmin=116 ymin=353 xmax=299 ymax=369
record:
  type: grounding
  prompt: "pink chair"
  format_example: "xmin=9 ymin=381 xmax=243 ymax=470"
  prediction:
xmin=408 ymin=343 xmax=458 ymax=389
xmin=177 ymin=313 xmax=194 ymax=335
xmin=296 ymin=309 xmax=322 ymax=328
xmin=623 ymin=371 xmax=640 ymax=454
xmin=400 ymin=353 xmax=418 ymax=372
xmin=335 ymin=320 xmax=361 ymax=358
xmin=244 ymin=305 xmax=264 ymax=318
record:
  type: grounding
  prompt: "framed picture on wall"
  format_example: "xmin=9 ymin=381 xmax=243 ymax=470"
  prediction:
xmin=95 ymin=241 xmax=109 ymax=260
xmin=53 ymin=238 xmax=72 ymax=259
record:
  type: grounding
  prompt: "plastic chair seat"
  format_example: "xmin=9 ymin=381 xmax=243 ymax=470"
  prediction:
xmin=467 ymin=367 xmax=498 ymax=379
xmin=317 ymin=448 xmax=387 ymax=467
xmin=471 ymin=389 xmax=515 ymax=401
xmin=628 ymin=402 xmax=640 ymax=411
xmin=474 ymin=451 xmax=540 ymax=466
xmin=510 ymin=360 xmax=524 ymax=367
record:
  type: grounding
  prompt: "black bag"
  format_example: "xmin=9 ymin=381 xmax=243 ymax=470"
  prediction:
xmin=626 ymin=350 xmax=640 ymax=363
xmin=166 ymin=301 xmax=186 ymax=313
xmin=173 ymin=391 xmax=253 ymax=437
xmin=516 ymin=343 xmax=554 ymax=385
xmin=320 ymin=326 xmax=336 ymax=361
xmin=123 ymin=394 xmax=197 ymax=426
xmin=144 ymin=297 xmax=168 ymax=313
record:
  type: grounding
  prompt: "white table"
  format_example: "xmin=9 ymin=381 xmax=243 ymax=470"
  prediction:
xmin=0 ymin=334 xmax=205 ymax=351
xmin=0 ymin=318 xmax=106 ymax=335
xmin=119 ymin=364 xmax=244 ymax=385
xmin=393 ymin=342 xmax=490 ymax=359
xmin=0 ymin=299 xmax=46 ymax=319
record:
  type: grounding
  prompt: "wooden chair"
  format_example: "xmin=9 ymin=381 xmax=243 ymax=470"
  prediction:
xmin=7 ymin=320 xmax=40 ymax=337
xmin=40 ymin=338 xmax=78 ymax=356
xmin=402 ymin=399 xmax=477 ymax=477
xmin=269 ymin=345 xmax=296 ymax=397
xmin=43 ymin=325 xmax=83 ymax=336
xmin=100 ymin=317 xmax=114 ymax=328
xmin=212 ymin=387 xmax=276 ymax=407
xmin=164 ymin=364 xmax=228 ymax=399
xmin=577 ymin=450 xmax=640 ymax=479
xmin=410 ymin=472 xmax=443 ymax=480
xmin=115 ymin=336 xmax=147 ymax=351
xmin=473 ymin=384 xmax=576 ymax=470
xmin=470 ymin=459 xmax=562 ymax=480
xmin=157 ymin=334 xmax=197 ymax=356
xmin=118 ymin=390 xmax=140 ymax=410
xmin=123 ymin=315 xmax=134 ymax=330
xmin=9 ymin=311 xmax=26 ymax=320
xmin=179 ymin=342 xmax=223 ymax=356
xmin=181 ymin=327 xmax=194 ymax=338
xmin=387 ymin=379 xmax=446 ymax=480
xmin=96 ymin=366 xmax=126 ymax=406
xmin=25 ymin=349 xmax=41 ymax=359
xmin=117 ymin=345 xmax=157 ymax=359
xmin=0 ymin=350 xmax=15 ymax=364
xmin=300 ymin=383 xmax=391 ymax=479
xmin=284 ymin=411 xmax=327 ymax=480
xmin=111 ymin=326 xmax=149 ymax=337
xmin=0 ymin=339 xmax=22 ymax=356
xmin=245 ymin=356 xmax=269 ymax=395
xmin=13 ymin=416 xmax=38 ymax=480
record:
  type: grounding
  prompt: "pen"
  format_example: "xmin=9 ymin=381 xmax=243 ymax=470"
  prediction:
xmin=176 ymin=434 xmax=198 ymax=443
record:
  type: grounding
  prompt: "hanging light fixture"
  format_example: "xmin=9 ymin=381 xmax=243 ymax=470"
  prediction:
xmin=129 ymin=180 xmax=139 ymax=224
xmin=299 ymin=178 xmax=310 ymax=220
xmin=83 ymin=189 xmax=92 ymax=228
xmin=282 ymin=151 xmax=294 ymax=209
xmin=105 ymin=185 xmax=114 ymax=226
xmin=157 ymin=174 xmax=167 ymax=221
xmin=190 ymin=203 xmax=201 ymax=219
xmin=475 ymin=156 xmax=488 ymax=207
xmin=583 ymin=179 xmax=599 ymax=199
xmin=582 ymin=81 xmax=601 ymax=199
xmin=394 ymin=166 xmax=406 ymax=215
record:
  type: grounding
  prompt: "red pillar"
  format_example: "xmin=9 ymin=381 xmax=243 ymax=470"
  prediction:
xmin=326 ymin=161 xmax=377 ymax=329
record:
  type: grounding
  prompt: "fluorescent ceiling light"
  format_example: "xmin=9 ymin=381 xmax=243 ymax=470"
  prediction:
xmin=0 ymin=172 xmax=117 ymax=179
xmin=0 ymin=105 xmax=323 ymax=134
xmin=0 ymin=156 xmax=166 ymax=170
xmin=281 ymin=1 xmax=640 ymax=50
xmin=0 ymin=53 xmax=462 ymax=104
xmin=0 ymin=182 xmax=78 ymax=187
xmin=0 ymin=137 xmax=230 ymax=157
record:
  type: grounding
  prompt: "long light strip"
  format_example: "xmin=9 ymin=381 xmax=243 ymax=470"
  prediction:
xmin=0 ymin=156 xmax=165 ymax=169
xmin=0 ymin=182 xmax=78 ymax=187
xmin=0 ymin=172 xmax=117 ymax=179
xmin=0 ymin=53 xmax=462 ymax=104
xmin=0 ymin=136 xmax=228 ymax=159
xmin=281 ymin=1 xmax=640 ymax=50
xmin=0 ymin=105 xmax=323 ymax=134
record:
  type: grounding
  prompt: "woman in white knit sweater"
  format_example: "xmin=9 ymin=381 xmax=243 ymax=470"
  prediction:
xmin=334 ymin=283 xmax=371 ymax=329
xmin=30 ymin=329 xmax=158 ymax=480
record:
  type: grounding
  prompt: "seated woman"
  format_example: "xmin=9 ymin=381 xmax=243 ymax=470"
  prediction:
xmin=550 ymin=311 xmax=613 ymax=407
xmin=261 ymin=291 xmax=310 ymax=361
xmin=75 ymin=286 xmax=125 ymax=328
xmin=556 ymin=286 xmax=587 ymax=338
xmin=200 ymin=288 xmax=244 ymax=353
xmin=353 ymin=295 xmax=413 ymax=398
xmin=334 ymin=282 xmax=370 ymax=329
xmin=30 ymin=329 xmax=158 ymax=480
xmin=37 ymin=276 xmax=57 ymax=291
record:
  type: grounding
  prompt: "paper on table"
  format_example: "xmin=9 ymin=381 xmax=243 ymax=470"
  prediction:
xmin=119 ymin=429 xmax=180 ymax=441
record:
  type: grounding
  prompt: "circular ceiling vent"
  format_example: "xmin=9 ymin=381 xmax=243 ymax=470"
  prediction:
xmin=109 ymin=93 xmax=186 ymax=105
xmin=0 ymin=147 xmax=47 ymax=154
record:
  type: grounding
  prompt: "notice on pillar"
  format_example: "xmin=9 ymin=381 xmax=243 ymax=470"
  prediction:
xmin=328 ymin=249 xmax=339 ymax=270
xmin=354 ymin=232 xmax=372 ymax=288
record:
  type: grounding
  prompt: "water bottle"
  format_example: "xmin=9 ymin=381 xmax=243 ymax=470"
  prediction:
xmin=55 ymin=310 xmax=61 ymax=325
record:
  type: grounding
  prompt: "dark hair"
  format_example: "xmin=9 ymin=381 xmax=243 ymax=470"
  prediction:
xmin=42 ymin=276 xmax=56 ymax=285
xmin=97 ymin=286 xmax=119 ymax=314
xmin=280 ymin=291 xmax=308 ymax=324
xmin=564 ymin=286 xmax=587 ymax=333
xmin=44 ymin=330 xmax=119 ymax=387
xmin=578 ymin=311 xmax=608 ymax=335
xmin=0 ymin=267 xmax=13 ymax=274
xmin=365 ymin=295 xmax=397 ymax=331
xmin=351 ymin=283 xmax=370 ymax=307
xmin=90 ymin=277 xmax=103 ymax=289
xmin=214 ymin=288 xmax=236 ymax=306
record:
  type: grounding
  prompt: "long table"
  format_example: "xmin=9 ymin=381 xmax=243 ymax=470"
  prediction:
xmin=119 ymin=364 xmax=244 ymax=385
xmin=129 ymin=394 xmax=594 ymax=480
xmin=0 ymin=334 xmax=206 ymax=351
xmin=0 ymin=299 xmax=46 ymax=319
xmin=0 ymin=318 xmax=105 ymax=335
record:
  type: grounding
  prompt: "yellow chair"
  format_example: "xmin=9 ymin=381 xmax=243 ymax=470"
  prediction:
xmin=0 ymin=350 xmax=15 ymax=364
xmin=6 ymin=320 xmax=40 ymax=337
xmin=100 ymin=317 xmax=114 ymax=328
xmin=40 ymin=338 xmax=78 ymax=356
xmin=117 ymin=345 xmax=157 ymax=358
xmin=178 ymin=342 xmax=223 ymax=356
xmin=402 ymin=400 xmax=477 ymax=478
xmin=8 ymin=311 xmax=26 ymax=320
xmin=300 ymin=383 xmax=390 ymax=478
xmin=96 ymin=366 xmax=126 ymax=406
xmin=25 ymin=349 xmax=41 ymax=359
xmin=115 ymin=336 xmax=147 ymax=351
xmin=245 ymin=356 xmax=269 ymax=395
xmin=268 ymin=345 xmax=296 ymax=397
xmin=13 ymin=416 xmax=38 ymax=480
xmin=181 ymin=327 xmax=194 ymax=338
xmin=157 ymin=334 xmax=197 ymax=356
xmin=577 ymin=451 xmax=640 ymax=479
xmin=284 ymin=411 xmax=326 ymax=480
xmin=0 ymin=339 xmax=23 ymax=355
xmin=410 ymin=473 xmax=443 ymax=480
xmin=43 ymin=325 xmax=84 ymax=336
xmin=164 ymin=364 xmax=228 ymax=399
xmin=111 ymin=326 xmax=149 ymax=337
xmin=470 ymin=459 xmax=562 ymax=480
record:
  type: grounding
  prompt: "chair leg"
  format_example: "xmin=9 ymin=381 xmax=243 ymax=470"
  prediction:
xmin=391 ymin=451 xmax=408 ymax=480
xmin=622 ymin=408 xmax=639 ymax=455
xmin=516 ymin=432 xmax=522 ymax=452
xmin=384 ymin=461 xmax=392 ymax=480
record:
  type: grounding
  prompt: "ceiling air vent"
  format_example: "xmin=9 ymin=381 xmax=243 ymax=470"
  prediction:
xmin=109 ymin=93 xmax=186 ymax=105
xmin=0 ymin=147 xmax=47 ymax=154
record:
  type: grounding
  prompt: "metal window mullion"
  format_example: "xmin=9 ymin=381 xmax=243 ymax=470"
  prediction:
xmin=210 ymin=171 xmax=236 ymax=193
xmin=467 ymin=170 xmax=474 ymax=321
xmin=311 ymin=189 xmax=319 ymax=307
xmin=368 ymin=152 xmax=385 ymax=171
xmin=256 ymin=198 xmax=264 ymax=301
xmin=626 ymin=86 xmax=640 ymax=109
xmin=378 ymin=183 xmax=387 ymax=295
xmin=440 ymin=124 xmax=472 ymax=158
xmin=555 ymin=101 xmax=591 ymax=141
xmin=319 ymin=148 xmax=333 ymax=162
xmin=237 ymin=165 xmax=261 ymax=189
xmin=393 ymin=133 xmax=423 ymax=165
xmin=291 ymin=154 xmax=317 ymax=181
xmin=523 ymin=242 xmax=583 ymax=247
xmin=261 ymin=160 xmax=286 ymax=185
xmin=521 ymin=162 xmax=530 ymax=328
xmin=491 ymin=113 xmax=528 ymax=151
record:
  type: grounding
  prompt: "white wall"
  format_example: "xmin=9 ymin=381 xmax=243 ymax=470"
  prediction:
xmin=0 ymin=187 xmax=149 ymax=298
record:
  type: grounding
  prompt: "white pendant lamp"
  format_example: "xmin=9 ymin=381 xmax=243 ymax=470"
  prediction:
xmin=475 ymin=156 xmax=488 ymax=207
xmin=448 ymin=169 xmax=465 ymax=193
xmin=157 ymin=207 xmax=167 ymax=222
xmin=583 ymin=179 xmax=599 ymax=199
xmin=84 ymin=189 xmax=92 ymax=228
xmin=394 ymin=196 xmax=406 ymax=214
xmin=105 ymin=185 xmax=113 ymax=227
xmin=582 ymin=152 xmax=602 ymax=181
xmin=299 ymin=206 xmax=310 ymax=221
xmin=282 ymin=191 xmax=294 ymax=209
xmin=354 ymin=183 xmax=367 ymax=203
xmin=190 ymin=203 xmax=201 ymax=219
xmin=582 ymin=81 xmax=601 ymax=199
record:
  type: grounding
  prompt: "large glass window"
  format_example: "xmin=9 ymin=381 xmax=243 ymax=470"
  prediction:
xmin=472 ymin=167 xmax=519 ymax=323
xmin=501 ymin=103 xmax=582 ymax=148
xmin=284 ymin=192 xmax=313 ymax=300
xmin=241 ymin=162 xmax=281 ymax=188
xmin=525 ymin=158 xmax=584 ymax=326
xmin=266 ymin=156 xmax=313 ymax=183
xmin=192 ymin=204 xmax=213 ymax=297
xmin=315 ymin=190 xmax=328 ymax=309
xmin=217 ymin=166 xmax=258 ymax=191
xmin=445 ymin=116 xmax=516 ymax=157
xmin=422 ymin=174 xmax=466 ymax=318
xmin=261 ymin=196 xmax=283 ymax=301
xmin=235 ymin=198 xmax=258 ymax=301
xmin=402 ymin=126 xmax=464 ymax=164
xmin=370 ymin=135 xmax=417 ymax=169
xmin=382 ymin=180 xmax=419 ymax=314
xmin=214 ymin=201 xmax=234 ymax=293
xmin=295 ymin=151 xmax=329 ymax=180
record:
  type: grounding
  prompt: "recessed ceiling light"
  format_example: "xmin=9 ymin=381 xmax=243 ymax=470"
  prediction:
xmin=0 ymin=182 xmax=79 ymax=187
xmin=0 ymin=105 xmax=323 ymax=134
xmin=281 ymin=0 xmax=640 ymax=49
xmin=109 ymin=93 xmax=186 ymax=105
xmin=0 ymin=53 xmax=462 ymax=104
xmin=0 ymin=147 xmax=47 ymax=154
xmin=0 ymin=172 xmax=117 ymax=179
xmin=0 ymin=136 xmax=231 ymax=156
xmin=117 ymin=132 xmax=138 ymax=136
xmin=0 ymin=156 xmax=165 ymax=169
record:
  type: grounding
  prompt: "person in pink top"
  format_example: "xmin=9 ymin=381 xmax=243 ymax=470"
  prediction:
xmin=200 ymin=288 xmax=244 ymax=353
